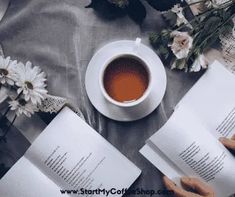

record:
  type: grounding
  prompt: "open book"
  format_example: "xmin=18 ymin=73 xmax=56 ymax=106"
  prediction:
xmin=0 ymin=107 xmax=141 ymax=197
xmin=140 ymin=61 xmax=235 ymax=197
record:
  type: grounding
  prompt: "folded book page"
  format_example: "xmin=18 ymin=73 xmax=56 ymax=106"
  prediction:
xmin=140 ymin=61 xmax=235 ymax=197
xmin=149 ymin=107 xmax=235 ymax=197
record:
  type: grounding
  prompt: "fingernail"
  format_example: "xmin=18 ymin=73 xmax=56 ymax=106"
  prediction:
xmin=219 ymin=137 xmax=226 ymax=142
xmin=181 ymin=177 xmax=190 ymax=182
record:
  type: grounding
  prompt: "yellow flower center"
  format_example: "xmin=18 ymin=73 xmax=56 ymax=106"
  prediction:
xmin=25 ymin=81 xmax=34 ymax=90
xmin=0 ymin=68 xmax=8 ymax=76
xmin=19 ymin=99 xmax=27 ymax=106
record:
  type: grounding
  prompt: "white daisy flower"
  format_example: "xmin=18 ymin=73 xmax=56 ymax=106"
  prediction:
xmin=9 ymin=99 xmax=38 ymax=117
xmin=0 ymin=56 xmax=18 ymax=85
xmin=15 ymin=61 xmax=48 ymax=105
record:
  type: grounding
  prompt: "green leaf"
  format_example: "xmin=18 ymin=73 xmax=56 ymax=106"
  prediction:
xmin=161 ymin=29 xmax=170 ymax=37
xmin=149 ymin=32 xmax=160 ymax=44
xmin=219 ymin=22 xmax=234 ymax=34
xmin=159 ymin=45 xmax=169 ymax=55
xmin=164 ymin=52 xmax=170 ymax=59
xmin=201 ymin=16 xmax=222 ymax=37
xmin=222 ymin=10 xmax=231 ymax=20
xmin=160 ymin=30 xmax=171 ymax=45
xmin=174 ymin=59 xmax=186 ymax=70
xmin=194 ymin=47 xmax=201 ymax=56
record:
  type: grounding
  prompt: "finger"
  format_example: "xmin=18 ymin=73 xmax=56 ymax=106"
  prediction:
xmin=219 ymin=137 xmax=235 ymax=150
xmin=163 ymin=176 xmax=176 ymax=190
xmin=231 ymin=134 xmax=235 ymax=140
xmin=181 ymin=177 xmax=214 ymax=196
xmin=163 ymin=176 xmax=200 ymax=197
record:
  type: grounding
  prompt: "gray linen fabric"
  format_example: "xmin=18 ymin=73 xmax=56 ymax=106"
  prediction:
xmin=0 ymin=0 xmax=204 ymax=196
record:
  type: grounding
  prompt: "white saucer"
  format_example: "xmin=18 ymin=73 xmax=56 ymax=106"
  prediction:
xmin=85 ymin=40 xmax=167 ymax=121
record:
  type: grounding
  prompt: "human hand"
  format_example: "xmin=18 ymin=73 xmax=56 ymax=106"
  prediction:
xmin=163 ymin=176 xmax=215 ymax=197
xmin=219 ymin=134 xmax=235 ymax=150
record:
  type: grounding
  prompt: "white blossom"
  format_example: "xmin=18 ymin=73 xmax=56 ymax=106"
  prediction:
xmin=171 ymin=4 xmax=193 ymax=29
xmin=190 ymin=54 xmax=208 ymax=72
xmin=0 ymin=56 xmax=18 ymax=85
xmin=9 ymin=99 xmax=38 ymax=117
xmin=15 ymin=61 xmax=48 ymax=105
xmin=169 ymin=31 xmax=193 ymax=59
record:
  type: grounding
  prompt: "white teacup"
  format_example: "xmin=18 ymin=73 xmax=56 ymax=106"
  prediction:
xmin=85 ymin=38 xmax=167 ymax=121
xmin=99 ymin=39 xmax=153 ymax=108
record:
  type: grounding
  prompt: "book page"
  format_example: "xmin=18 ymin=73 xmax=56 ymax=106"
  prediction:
xmin=24 ymin=107 xmax=141 ymax=196
xmin=0 ymin=157 xmax=64 ymax=197
xmin=149 ymin=107 xmax=235 ymax=197
xmin=140 ymin=143 xmax=185 ymax=186
xmin=177 ymin=61 xmax=235 ymax=138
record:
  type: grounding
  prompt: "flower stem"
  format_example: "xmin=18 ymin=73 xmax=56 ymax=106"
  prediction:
xmin=0 ymin=90 xmax=24 ymax=142
xmin=15 ymin=91 xmax=23 ymax=100
xmin=185 ymin=0 xmax=206 ymax=8
xmin=174 ymin=0 xmax=234 ymax=32
xmin=0 ymin=90 xmax=23 ymax=121
xmin=197 ymin=13 xmax=235 ymax=50
xmin=0 ymin=114 xmax=17 ymax=142
xmin=184 ymin=12 xmax=235 ymax=70
xmin=1 ymin=106 xmax=10 ymax=119
xmin=174 ymin=10 xmax=211 ymax=31
xmin=163 ymin=0 xmax=206 ymax=13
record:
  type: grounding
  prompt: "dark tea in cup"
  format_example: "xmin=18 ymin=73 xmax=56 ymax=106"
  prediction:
xmin=103 ymin=55 xmax=149 ymax=103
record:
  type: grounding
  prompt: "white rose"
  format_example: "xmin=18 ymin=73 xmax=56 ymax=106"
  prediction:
xmin=169 ymin=31 xmax=193 ymax=59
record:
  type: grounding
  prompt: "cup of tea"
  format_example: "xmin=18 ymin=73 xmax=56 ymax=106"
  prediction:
xmin=85 ymin=38 xmax=167 ymax=121
xmin=99 ymin=43 xmax=152 ymax=108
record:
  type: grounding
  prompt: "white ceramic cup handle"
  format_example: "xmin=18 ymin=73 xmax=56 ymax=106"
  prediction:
xmin=133 ymin=37 xmax=141 ymax=53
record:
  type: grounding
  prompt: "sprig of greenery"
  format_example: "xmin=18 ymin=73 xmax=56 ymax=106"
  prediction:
xmin=150 ymin=0 xmax=235 ymax=72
